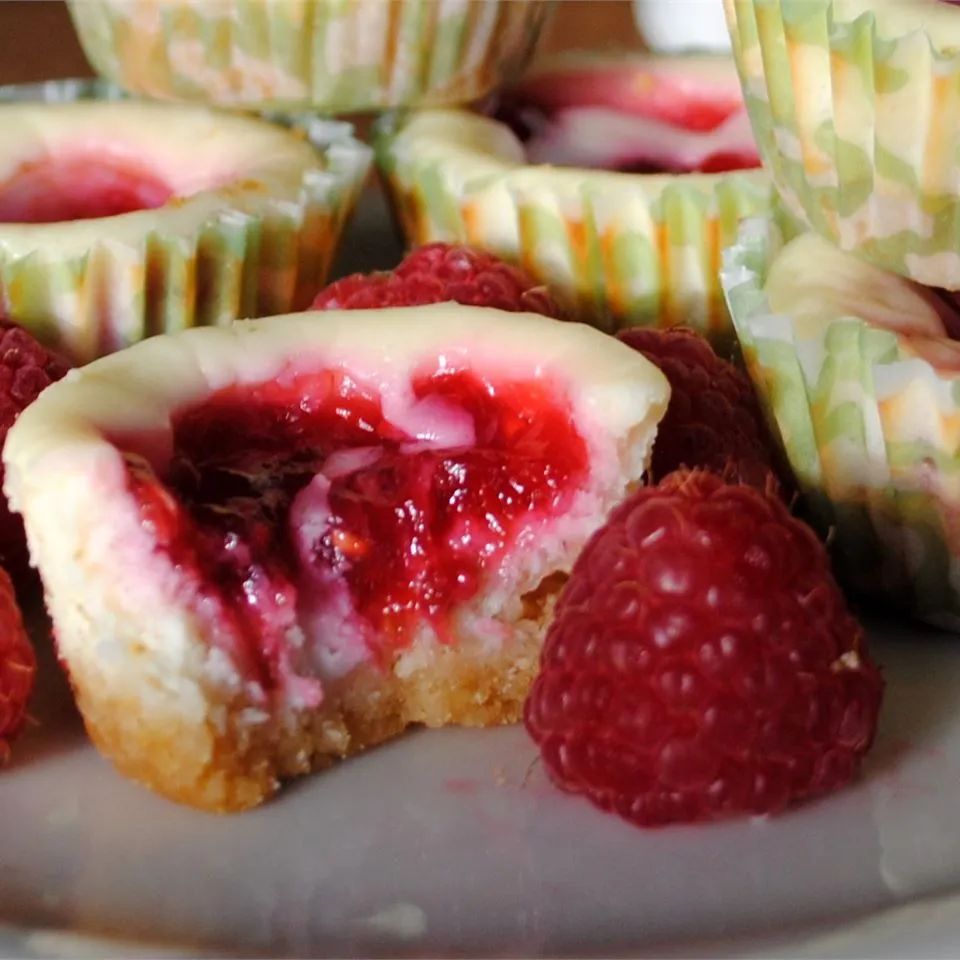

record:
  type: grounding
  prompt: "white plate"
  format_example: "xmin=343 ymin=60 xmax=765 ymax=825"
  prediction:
xmin=4 ymin=188 xmax=960 ymax=959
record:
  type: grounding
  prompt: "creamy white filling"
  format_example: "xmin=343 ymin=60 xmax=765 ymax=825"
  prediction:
xmin=381 ymin=385 xmax=477 ymax=448
xmin=765 ymin=233 xmax=956 ymax=340
xmin=290 ymin=474 xmax=373 ymax=680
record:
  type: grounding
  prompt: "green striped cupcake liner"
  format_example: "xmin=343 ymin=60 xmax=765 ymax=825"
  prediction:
xmin=0 ymin=79 xmax=371 ymax=363
xmin=722 ymin=216 xmax=960 ymax=628
xmin=68 ymin=0 xmax=552 ymax=114
xmin=376 ymin=107 xmax=771 ymax=351
xmin=726 ymin=0 xmax=960 ymax=289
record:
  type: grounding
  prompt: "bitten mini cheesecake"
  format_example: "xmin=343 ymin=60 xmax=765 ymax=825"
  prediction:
xmin=5 ymin=305 xmax=669 ymax=810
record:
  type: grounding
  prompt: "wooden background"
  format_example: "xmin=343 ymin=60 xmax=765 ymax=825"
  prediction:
xmin=0 ymin=1 xmax=642 ymax=87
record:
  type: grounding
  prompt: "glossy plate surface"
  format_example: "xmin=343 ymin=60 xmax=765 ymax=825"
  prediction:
xmin=3 ymin=188 xmax=960 ymax=959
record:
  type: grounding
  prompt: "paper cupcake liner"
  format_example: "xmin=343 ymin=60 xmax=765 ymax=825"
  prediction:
xmin=68 ymin=0 xmax=551 ymax=113
xmin=377 ymin=108 xmax=771 ymax=350
xmin=722 ymin=217 xmax=960 ymax=627
xmin=726 ymin=0 xmax=960 ymax=289
xmin=0 ymin=80 xmax=371 ymax=364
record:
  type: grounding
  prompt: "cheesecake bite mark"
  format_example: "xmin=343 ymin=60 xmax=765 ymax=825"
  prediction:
xmin=0 ymin=150 xmax=174 ymax=223
xmin=123 ymin=364 xmax=588 ymax=702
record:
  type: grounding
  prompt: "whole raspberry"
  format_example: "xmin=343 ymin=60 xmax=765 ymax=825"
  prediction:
xmin=524 ymin=471 xmax=883 ymax=828
xmin=0 ymin=565 xmax=34 ymax=764
xmin=312 ymin=243 xmax=563 ymax=319
xmin=618 ymin=326 xmax=786 ymax=491
xmin=0 ymin=321 xmax=69 ymax=579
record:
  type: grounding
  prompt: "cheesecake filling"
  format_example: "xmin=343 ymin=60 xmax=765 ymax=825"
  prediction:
xmin=0 ymin=150 xmax=174 ymax=223
xmin=124 ymin=363 xmax=589 ymax=703
xmin=494 ymin=61 xmax=761 ymax=174
xmin=764 ymin=233 xmax=960 ymax=372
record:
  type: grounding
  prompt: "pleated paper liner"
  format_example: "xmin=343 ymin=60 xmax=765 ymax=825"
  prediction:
xmin=68 ymin=0 xmax=551 ymax=113
xmin=0 ymin=80 xmax=371 ymax=364
xmin=377 ymin=108 xmax=771 ymax=352
xmin=726 ymin=0 xmax=960 ymax=289
xmin=722 ymin=216 xmax=960 ymax=628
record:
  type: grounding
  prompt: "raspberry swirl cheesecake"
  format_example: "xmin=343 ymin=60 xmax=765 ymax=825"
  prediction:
xmin=495 ymin=54 xmax=759 ymax=176
xmin=378 ymin=53 xmax=770 ymax=348
xmin=5 ymin=305 xmax=668 ymax=810
xmin=0 ymin=85 xmax=370 ymax=363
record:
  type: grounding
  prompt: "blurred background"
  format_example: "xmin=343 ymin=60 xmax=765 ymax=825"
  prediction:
xmin=0 ymin=0 xmax=642 ymax=86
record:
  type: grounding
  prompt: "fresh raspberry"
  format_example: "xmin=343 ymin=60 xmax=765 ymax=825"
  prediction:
xmin=0 ymin=321 xmax=69 ymax=578
xmin=312 ymin=243 xmax=563 ymax=319
xmin=0 ymin=565 xmax=34 ymax=764
xmin=524 ymin=470 xmax=883 ymax=827
xmin=617 ymin=326 xmax=787 ymax=491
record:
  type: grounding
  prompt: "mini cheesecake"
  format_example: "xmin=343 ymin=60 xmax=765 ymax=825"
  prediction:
xmin=0 ymin=93 xmax=370 ymax=363
xmin=494 ymin=52 xmax=758 ymax=173
xmin=5 ymin=305 xmax=669 ymax=810
xmin=722 ymin=219 xmax=960 ymax=626
xmin=377 ymin=53 xmax=770 ymax=348
xmin=68 ymin=0 xmax=551 ymax=113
